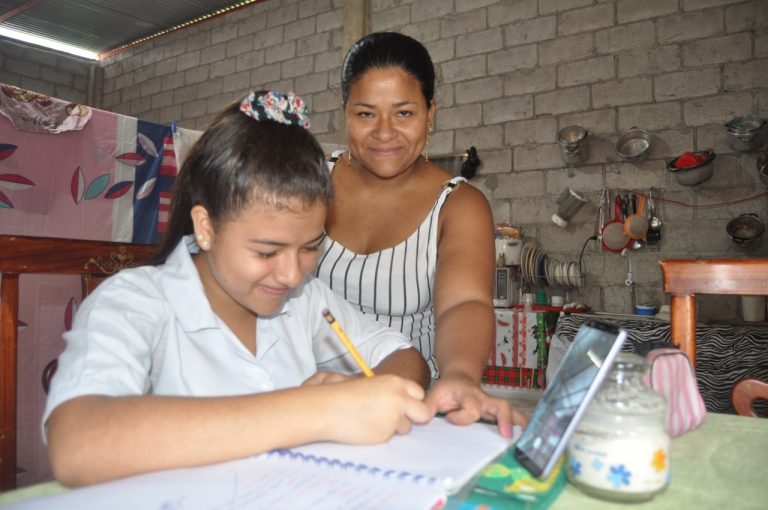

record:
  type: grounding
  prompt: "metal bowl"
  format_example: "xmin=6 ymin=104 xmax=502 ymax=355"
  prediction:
xmin=667 ymin=151 xmax=716 ymax=186
xmin=616 ymin=127 xmax=652 ymax=162
xmin=724 ymin=115 xmax=767 ymax=152
xmin=726 ymin=213 xmax=765 ymax=247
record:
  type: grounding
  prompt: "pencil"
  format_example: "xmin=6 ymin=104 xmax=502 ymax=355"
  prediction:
xmin=321 ymin=308 xmax=375 ymax=377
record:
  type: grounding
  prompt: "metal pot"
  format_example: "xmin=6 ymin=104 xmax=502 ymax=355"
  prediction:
xmin=758 ymin=151 xmax=768 ymax=185
xmin=558 ymin=125 xmax=589 ymax=166
xmin=667 ymin=150 xmax=716 ymax=186
xmin=616 ymin=127 xmax=652 ymax=163
xmin=726 ymin=213 xmax=765 ymax=247
xmin=724 ymin=115 xmax=767 ymax=152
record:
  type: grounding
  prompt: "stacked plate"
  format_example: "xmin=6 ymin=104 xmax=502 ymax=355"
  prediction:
xmin=518 ymin=242 xmax=582 ymax=289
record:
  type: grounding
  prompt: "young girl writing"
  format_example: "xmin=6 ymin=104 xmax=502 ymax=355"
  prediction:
xmin=44 ymin=91 xmax=431 ymax=487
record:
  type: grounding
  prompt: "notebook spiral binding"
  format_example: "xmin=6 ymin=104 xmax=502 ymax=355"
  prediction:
xmin=270 ymin=449 xmax=439 ymax=487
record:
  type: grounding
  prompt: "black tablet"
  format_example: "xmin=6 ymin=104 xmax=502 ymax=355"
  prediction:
xmin=514 ymin=319 xmax=627 ymax=479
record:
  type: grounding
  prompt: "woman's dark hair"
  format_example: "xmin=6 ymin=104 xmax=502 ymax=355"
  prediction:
xmin=341 ymin=32 xmax=435 ymax=106
xmin=155 ymin=92 xmax=331 ymax=263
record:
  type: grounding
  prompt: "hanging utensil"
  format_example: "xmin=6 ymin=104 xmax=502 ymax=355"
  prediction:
xmin=602 ymin=195 xmax=632 ymax=253
xmin=647 ymin=188 xmax=662 ymax=245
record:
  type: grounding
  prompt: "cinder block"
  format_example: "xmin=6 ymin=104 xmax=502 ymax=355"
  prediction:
xmin=724 ymin=59 xmax=768 ymax=91
xmin=757 ymin=29 xmax=768 ymax=57
xmin=695 ymin=123 xmax=734 ymax=154
xmin=725 ymin=1 xmax=768 ymax=33
xmin=483 ymin=96 xmax=533 ymax=125
xmin=210 ymin=58 xmax=236 ymax=79
xmin=370 ymin=5 xmax=411 ymax=31
xmin=176 ymin=52 xmax=201 ymax=72
xmin=534 ymin=86 xmax=590 ymax=116
xmin=280 ymin=56 xmax=315 ymax=78
xmin=560 ymin=109 xmax=617 ymax=136
xmin=488 ymin=0 xmax=537 ymax=27
xmin=595 ymin=21 xmax=655 ymax=54
xmin=513 ymin=144 xmax=562 ymax=171
xmin=658 ymin=10 xmax=723 ymax=44
xmin=594 ymin=77 xmax=653 ymax=108
xmin=655 ymin=68 xmax=721 ymax=101
xmin=424 ymin=38 xmax=454 ymax=64
xmin=441 ymin=9 xmax=487 ymax=38
xmin=222 ymin=70 xmax=251 ymax=93
xmin=504 ymin=67 xmax=556 ymax=95
xmin=644 ymin=128 xmax=695 ymax=159
xmin=540 ymin=0 xmax=592 ymax=15
xmin=455 ymin=124 xmax=503 ymax=151
xmin=505 ymin=117 xmax=558 ymax=146
xmin=488 ymin=45 xmax=537 ymax=75
xmin=604 ymin=160 xmax=668 ymax=189
xmin=6 ymin=59 xmax=40 ymax=79
xmin=509 ymin=196 xmax=554 ymax=225
xmin=265 ymin=41 xmax=297 ymax=64
xmin=267 ymin=3 xmax=298 ymax=27
xmin=557 ymin=56 xmax=615 ymax=88
xmin=285 ymin=18 xmax=316 ymax=41
xmin=683 ymin=92 xmax=752 ymax=126
xmin=618 ymin=102 xmax=682 ymax=131
xmin=314 ymin=49 xmax=342 ymax=72
xmin=198 ymin=77 xmax=223 ymax=98
xmin=439 ymin=104 xmax=483 ymax=129
xmin=294 ymin=71 xmax=329 ymax=95
xmin=539 ymin=33 xmax=593 ymax=66
xmin=504 ymin=17 xmax=557 ymax=47
xmin=184 ymin=66 xmax=209 ymax=85
xmin=457 ymin=28 xmax=503 ymax=58
xmin=493 ymin=169 xmax=544 ymax=199
xmin=474 ymin=149 xmax=512 ymax=175
xmin=402 ymin=19 xmax=441 ymax=44
xmin=299 ymin=0 xmax=334 ymax=19
xmin=412 ymin=0 xmax=454 ymax=23
xmin=212 ymin=22 xmax=239 ymax=45
xmin=546 ymin=166 xmax=605 ymax=195
xmin=617 ymin=0 xmax=678 ymax=24
xmin=618 ymin=45 xmax=682 ymax=78
xmin=455 ymin=76 xmax=503 ymax=104
xmin=297 ymin=33 xmax=329 ymax=56
xmin=558 ymin=4 xmax=614 ymax=36
xmin=682 ymin=33 xmax=751 ymax=67
xmin=442 ymin=55 xmax=486 ymax=83
xmin=316 ymin=9 xmax=342 ymax=31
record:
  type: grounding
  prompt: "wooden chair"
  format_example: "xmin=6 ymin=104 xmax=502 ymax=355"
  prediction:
xmin=0 ymin=235 xmax=156 ymax=490
xmin=732 ymin=378 xmax=768 ymax=417
xmin=659 ymin=258 xmax=768 ymax=370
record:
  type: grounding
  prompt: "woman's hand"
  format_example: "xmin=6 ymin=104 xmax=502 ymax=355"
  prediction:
xmin=425 ymin=373 xmax=528 ymax=438
xmin=319 ymin=375 xmax=432 ymax=444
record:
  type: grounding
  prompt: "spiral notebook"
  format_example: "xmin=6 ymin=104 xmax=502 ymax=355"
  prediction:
xmin=14 ymin=417 xmax=518 ymax=510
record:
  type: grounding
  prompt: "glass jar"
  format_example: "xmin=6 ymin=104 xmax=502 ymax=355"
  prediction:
xmin=566 ymin=352 xmax=669 ymax=502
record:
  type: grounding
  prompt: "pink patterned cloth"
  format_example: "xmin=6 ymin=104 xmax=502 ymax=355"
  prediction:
xmin=0 ymin=84 xmax=92 ymax=134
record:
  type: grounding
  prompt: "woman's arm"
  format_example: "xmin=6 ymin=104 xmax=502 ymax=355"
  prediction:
xmin=425 ymin=184 xmax=528 ymax=434
xmin=47 ymin=375 xmax=430 ymax=487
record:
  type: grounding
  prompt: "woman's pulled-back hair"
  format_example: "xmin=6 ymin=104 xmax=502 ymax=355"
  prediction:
xmin=155 ymin=91 xmax=331 ymax=263
xmin=341 ymin=32 xmax=435 ymax=106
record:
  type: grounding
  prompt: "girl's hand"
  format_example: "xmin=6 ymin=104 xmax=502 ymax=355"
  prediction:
xmin=321 ymin=375 xmax=432 ymax=444
xmin=425 ymin=373 xmax=528 ymax=438
xmin=302 ymin=371 xmax=354 ymax=386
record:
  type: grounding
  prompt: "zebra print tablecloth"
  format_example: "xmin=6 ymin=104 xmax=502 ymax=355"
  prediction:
xmin=554 ymin=314 xmax=768 ymax=416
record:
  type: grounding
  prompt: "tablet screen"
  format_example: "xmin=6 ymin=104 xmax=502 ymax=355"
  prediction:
xmin=514 ymin=319 xmax=627 ymax=479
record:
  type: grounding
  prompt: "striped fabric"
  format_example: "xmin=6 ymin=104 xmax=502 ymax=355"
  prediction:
xmin=554 ymin=314 xmax=768 ymax=417
xmin=643 ymin=348 xmax=707 ymax=437
xmin=316 ymin=168 xmax=467 ymax=377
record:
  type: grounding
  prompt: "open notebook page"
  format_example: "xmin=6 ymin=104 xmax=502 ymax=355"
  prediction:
xmin=13 ymin=418 xmax=517 ymax=510
xmin=288 ymin=416 xmax=519 ymax=494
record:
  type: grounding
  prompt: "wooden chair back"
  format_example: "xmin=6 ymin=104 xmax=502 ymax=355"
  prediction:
xmin=732 ymin=378 xmax=768 ymax=418
xmin=0 ymin=235 xmax=156 ymax=490
xmin=659 ymin=258 xmax=768 ymax=370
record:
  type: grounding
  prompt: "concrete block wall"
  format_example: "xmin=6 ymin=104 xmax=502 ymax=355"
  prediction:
xmin=2 ymin=0 xmax=767 ymax=319
xmin=0 ymin=38 xmax=93 ymax=104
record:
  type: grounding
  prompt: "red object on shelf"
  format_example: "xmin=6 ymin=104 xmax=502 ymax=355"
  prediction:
xmin=674 ymin=151 xmax=708 ymax=169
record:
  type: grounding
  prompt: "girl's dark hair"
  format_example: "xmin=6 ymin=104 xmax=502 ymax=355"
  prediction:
xmin=155 ymin=92 xmax=331 ymax=263
xmin=341 ymin=32 xmax=435 ymax=106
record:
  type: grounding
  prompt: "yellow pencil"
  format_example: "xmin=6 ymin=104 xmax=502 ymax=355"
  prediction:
xmin=322 ymin=308 xmax=375 ymax=377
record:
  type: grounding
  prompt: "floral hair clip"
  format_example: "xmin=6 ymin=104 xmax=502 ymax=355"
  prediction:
xmin=239 ymin=91 xmax=311 ymax=129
